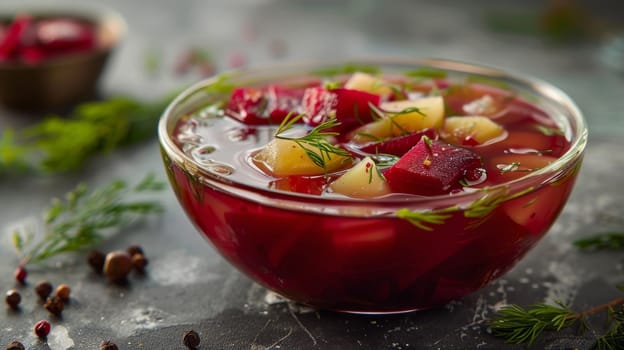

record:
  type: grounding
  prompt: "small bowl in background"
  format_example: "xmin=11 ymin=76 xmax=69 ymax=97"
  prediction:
xmin=0 ymin=3 xmax=126 ymax=110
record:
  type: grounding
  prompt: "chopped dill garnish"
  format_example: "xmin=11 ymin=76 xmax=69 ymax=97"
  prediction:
xmin=324 ymin=80 xmax=342 ymax=90
xmin=311 ymin=64 xmax=380 ymax=77
xmin=274 ymin=113 xmax=351 ymax=170
xmin=403 ymin=68 xmax=448 ymax=79
xmin=498 ymin=162 xmax=521 ymax=173
xmin=535 ymin=125 xmax=565 ymax=136
xmin=12 ymin=174 xmax=165 ymax=265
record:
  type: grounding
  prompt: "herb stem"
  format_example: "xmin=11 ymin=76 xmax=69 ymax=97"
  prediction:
xmin=577 ymin=296 xmax=624 ymax=319
xmin=12 ymin=174 xmax=164 ymax=265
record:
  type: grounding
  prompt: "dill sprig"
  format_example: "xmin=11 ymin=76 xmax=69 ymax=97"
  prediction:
xmin=489 ymin=302 xmax=577 ymax=347
xmin=490 ymin=296 xmax=624 ymax=348
xmin=396 ymin=187 xmax=535 ymax=230
xmin=368 ymin=102 xmax=424 ymax=136
xmin=0 ymin=96 xmax=169 ymax=176
xmin=535 ymin=125 xmax=565 ymax=136
xmin=396 ymin=206 xmax=458 ymax=231
xmin=573 ymin=232 xmax=624 ymax=250
xmin=403 ymin=68 xmax=448 ymax=79
xmin=311 ymin=64 xmax=380 ymax=77
xmin=274 ymin=113 xmax=351 ymax=170
xmin=12 ymin=174 xmax=165 ymax=265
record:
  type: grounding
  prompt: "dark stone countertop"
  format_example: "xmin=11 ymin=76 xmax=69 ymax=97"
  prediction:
xmin=1 ymin=1 xmax=624 ymax=349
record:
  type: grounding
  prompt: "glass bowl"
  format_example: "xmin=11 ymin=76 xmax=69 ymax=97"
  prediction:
xmin=158 ymin=58 xmax=587 ymax=313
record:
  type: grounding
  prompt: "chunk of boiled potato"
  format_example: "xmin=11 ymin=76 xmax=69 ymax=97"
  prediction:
xmin=344 ymin=72 xmax=393 ymax=98
xmin=442 ymin=115 xmax=505 ymax=145
xmin=351 ymin=97 xmax=444 ymax=144
xmin=254 ymin=139 xmax=351 ymax=177
xmin=330 ymin=157 xmax=390 ymax=198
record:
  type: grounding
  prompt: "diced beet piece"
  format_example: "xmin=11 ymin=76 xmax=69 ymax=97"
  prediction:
xmin=265 ymin=85 xmax=305 ymax=121
xmin=302 ymin=87 xmax=381 ymax=132
xmin=359 ymin=128 xmax=438 ymax=156
xmin=333 ymin=88 xmax=381 ymax=131
xmin=0 ymin=14 xmax=33 ymax=60
xmin=270 ymin=175 xmax=327 ymax=195
xmin=225 ymin=87 xmax=267 ymax=124
xmin=35 ymin=18 xmax=95 ymax=54
xmin=385 ymin=139 xmax=482 ymax=195
xmin=225 ymin=86 xmax=304 ymax=125
xmin=302 ymin=86 xmax=337 ymax=126
xmin=20 ymin=46 xmax=45 ymax=64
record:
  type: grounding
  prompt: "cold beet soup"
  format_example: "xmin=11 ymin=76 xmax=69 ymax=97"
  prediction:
xmin=162 ymin=64 xmax=584 ymax=312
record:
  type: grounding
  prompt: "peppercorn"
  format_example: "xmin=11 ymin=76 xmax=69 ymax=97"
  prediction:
xmin=35 ymin=281 xmax=53 ymax=300
xmin=127 ymin=245 xmax=144 ymax=257
xmin=5 ymin=340 xmax=25 ymax=350
xmin=55 ymin=284 xmax=71 ymax=301
xmin=87 ymin=250 xmax=106 ymax=274
xmin=34 ymin=320 xmax=51 ymax=339
xmin=44 ymin=296 xmax=64 ymax=316
xmin=131 ymin=253 xmax=149 ymax=272
xmin=103 ymin=251 xmax=133 ymax=283
xmin=99 ymin=340 xmax=118 ymax=350
xmin=182 ymin=330 xmax=200 ymax=349
xmin=14 ymin=266 xmax=27 ymax=285
xmin=5 ymin=289 xmax=21 ymax=309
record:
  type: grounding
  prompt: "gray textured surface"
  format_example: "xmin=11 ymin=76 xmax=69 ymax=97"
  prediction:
xmin=1 ymin=0 xmax=624 ymax=349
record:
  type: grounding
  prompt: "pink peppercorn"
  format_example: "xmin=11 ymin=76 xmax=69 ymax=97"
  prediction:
xmin=34 ymin=320 xmax=51 ymax=339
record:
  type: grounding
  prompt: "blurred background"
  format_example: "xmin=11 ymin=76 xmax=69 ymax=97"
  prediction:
xmin=117 ymin=0 xmax=624 ymax=135
xmin=4 ymin=0 xmax=622 ymax=134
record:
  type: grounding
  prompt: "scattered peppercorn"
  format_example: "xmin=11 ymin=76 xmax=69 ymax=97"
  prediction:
xmin=87 ymin=250 xmax=106 ymax=274
xmin=103 ymin=251 xmax=133 ymax=283
xmin=55 ymin=284 xmax=71 ymax=301
xmin=5 ymin=290 xmax=21 ymax=309
xmin=131 ymin=253 xmax=149 ymax=272
xmin=126 ymin=245 xmax=144 ymax=257
xmin=5 ymin=340 xmax=25 ymax=350
xmin=99 ymin=340 xmax=119 ymax=350
xmin=35 ymin=281 xmax=53 ymax=300
xmin=33 ymin=320 xmax=51 ymax=339
xmin=14 ymin=266 xmax=27 ymax=285
xmin=182 ymin=330 xmax=200 ymax=349
xmin=44 ymin=296 xmax=64 ymax=316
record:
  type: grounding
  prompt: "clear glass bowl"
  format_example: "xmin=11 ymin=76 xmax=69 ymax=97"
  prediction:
xmin=158 ymin=58 xmax=587 ymax=313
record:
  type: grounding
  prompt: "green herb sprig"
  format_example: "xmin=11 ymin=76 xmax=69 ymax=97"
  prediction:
xmin=368 ymin=103 xmax=422 ymax=136
xmin=12 ymin=174 xmax=165 ymax=265
xmin=396 ymin=206 xmax=458 ymax=231
xmin=0 ymin=96 xmax=169 ymax=176
xmin=312 ymin=64 xmax=380 ymax=77
xmin=574 ymin=232 xmax=624 ymax=250
xmin=535 ymin=125 xmax=565 ymax=136
xmin=274 ymin=113 xmax=351 ymax=170
xmin=396 ymin=187 xmax=534 ymax=230
xmin=403 ymin=68 xmax=448 ymax=79
xmin=490 ymin=295 xmax=624 ymax=348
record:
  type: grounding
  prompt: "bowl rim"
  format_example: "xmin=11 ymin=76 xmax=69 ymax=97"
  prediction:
xmin=158 ymin=57 xmax=588 ymax=211
xmin=0 ymin=2 xmax=127 ymax=68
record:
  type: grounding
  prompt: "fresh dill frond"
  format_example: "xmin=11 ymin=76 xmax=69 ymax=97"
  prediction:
xmin=573 ymin=232 xmax=624 ymax=250
xmin=0 ymin=96 xmax=170 ymax=175
xmin=274 ymin=113 xmax=351 ymax=170
xmin=12 ymin=174 xmax=165 ymax=264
